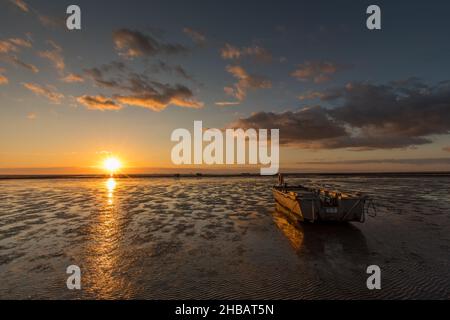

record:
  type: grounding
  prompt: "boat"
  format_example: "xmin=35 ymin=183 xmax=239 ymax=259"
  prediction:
xmin=272 ymin=174 xmax=370 ymax=223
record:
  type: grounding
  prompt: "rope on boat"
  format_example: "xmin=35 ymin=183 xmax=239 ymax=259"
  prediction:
xmin=364 ymin=199 xmax=378 ymax=218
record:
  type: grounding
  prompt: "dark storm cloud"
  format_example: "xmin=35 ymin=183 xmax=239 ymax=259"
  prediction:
xmin=231 ymin=80 xmax=450 ymax=150
xmin=229 ymin=106 xmax=347 ymax=146
xmin=329 ymin=81 xmax=450 ymax=137
xmin=113 ymin=29 xmax=188 ymax=58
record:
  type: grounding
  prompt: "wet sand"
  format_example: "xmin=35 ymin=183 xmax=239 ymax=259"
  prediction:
xmin=0 ymin=175 xmax=449 ymax=299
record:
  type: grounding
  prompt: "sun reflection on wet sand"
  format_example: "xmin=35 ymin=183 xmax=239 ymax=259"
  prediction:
xmin=106 ymin=178 xmax=116 ymax=205
xmin=82 ymin=178 xmax=132 ymax=299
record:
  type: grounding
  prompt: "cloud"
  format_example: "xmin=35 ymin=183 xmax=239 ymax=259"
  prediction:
xmin=38 ymin=40 xmax=65 ymax=74
xmin=229 ymin=80 xmax=450 ymax=150
xmin=215 ymin=101 xmax=241 ymax=106
xmin=8 ymin=0 xmax=64 ymax=28
xmin=0 ymin=41 xmax=17 ymax=54
xmin=229 ymin=106 xmax=347 ymax=146
xmin=77 ymin=95 xmax=123 ymax=111
xmin=115 ymin=83 xmax=203 ymax=111
xmin=220 ymin=43 xmax=272 ymax=63
xmin=0 ymin=36 xmax=38 ymax=73
xmin=443 ymin=147 xmax=450 ymax=153
xmin=291 ymin=61 xmax=345 ymax=83
xmin=183 ymin=28 xmax=206 ymax=44
xmin=22 ymin=82 xmax=64 ymax=104
xmin=10 ymin=0 xmax=29 ymax=12
xmin=300 ymin=158 xmax=450 ymax=165
xmin=6 ymin=55 xmax=39 ymax=73
xmin=0 ymin=37 xmax=31 ymax=53
xmin=149 ymin=60 xmax=195 ymax=81
xmin=298 ymin=89 xmax=343 ymax=101
xmin=113 ymin=29 xmax=188 ymax=58
xmin=61 ymin=73 xmax=84 ymax=83
xmin=83 ymin=61 xmax=203 ymax=111
xmin=27 ymin=112 xmax=37 ymax=120
xmin=224 ymin=65 xmax=271 ymax=101
xmin=0 ymin=68 xmax=8 ymax=85
xmin=8 ymin=38 xmax=32 ymax=48
xmin=0 ymin=75 xmax=8 ymax=85
xmin=37 ymin=14 xmax=64 ymax=28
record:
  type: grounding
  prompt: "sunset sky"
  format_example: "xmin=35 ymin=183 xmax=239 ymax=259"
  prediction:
xmin=1 ymin=0 xmax=450 ymax=174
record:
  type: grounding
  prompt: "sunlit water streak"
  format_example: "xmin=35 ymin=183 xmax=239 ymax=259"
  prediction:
xmin=0 ymin=175 xmax=449 ymax=299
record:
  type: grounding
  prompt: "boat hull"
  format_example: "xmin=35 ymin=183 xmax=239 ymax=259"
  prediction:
xmin=272 ymin=186 xmax=367 ymax=223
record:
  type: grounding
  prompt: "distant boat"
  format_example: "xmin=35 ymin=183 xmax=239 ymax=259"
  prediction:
xmin=273 ymin=174 xmax=369 ymax=223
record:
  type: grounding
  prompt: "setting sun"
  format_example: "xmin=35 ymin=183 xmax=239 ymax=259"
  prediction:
xmin=103 ymin=157 xmax=122 ymax=174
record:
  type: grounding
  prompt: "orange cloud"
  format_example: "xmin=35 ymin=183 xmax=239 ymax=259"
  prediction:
xmin=7 ymin=55 xmax=39 ymax=73
xmin=0 ymin=68 xmax=8 ymax=85
xmin=220 ymin=43 xmax=272 ymax=62
xmin=291 ymin=61 xmax=344 ymax=83
xmin=183 ymin=27 xmax=206 ymax=44
xmin=61 ymin=73 xmax=84 ymax=83
xmin=22 ymin=82 xmax=64 ymax=103
xmin=8 ymin=38 xmax=32 ymax=48
xmin=10 ymin=0 xmax=29 ymax=12
xmin=77 ymin=95 xmax=123 ymax=111
xmin=0 ymin=75 xmax=8 ymax=85
xmin=215 ymin=101 xmax=240 ymax=106
xmin=224 ymin=65 xmax=271 ymax=101
xmin=38 ymin=40 xmax=65 ymax=74
xmin=27 ymin=112 xmax=37 ymax=120
xmin=116 ymin=94 xmax=203 ymax=112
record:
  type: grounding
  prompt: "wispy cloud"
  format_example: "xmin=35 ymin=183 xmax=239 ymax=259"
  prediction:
xmin=0 ymin=36 xmax=37 ymax=73
xmin=0 ymin=75 xmax=8 ymax=85
xmin=38 ymin=40 xmax=65 ymax=74
xmin=0 ymin=68 xmax=8 ymax=85
xmin=183 ymin=27 xmax=206 ymax=44
xmin=291 ymin=61 xmax=346 ymax=83
xmin=113 ymin=29 xmax=188 ymax=58
xmin=224 ymin=65 xmax=271 ymax=101
xmin=22 ymin=82 xmax=64 ymax=104
xmin=61 ymin=73 xmax=84 ymax=83
xmin=77 ymin=95 xmax=123 ymax=111
xmin=0 ymin=37 xmax=32 ymax=53
xmin=298 ymin=89 xmax=342 ymax=101
xmin=8 ymin=0 xmax=64 ymax=28
xmin=215 ymin=101 xmax=241 ymax=107
xmin=9 ymin=0 xmax=29 ymax=13
xmin=6 ymin=55 xmax=39 ymax=73
xmin=220 ymin=43 xmax=272 ymax=63
xmin=27 ymin=112 xmax=37 ymax=120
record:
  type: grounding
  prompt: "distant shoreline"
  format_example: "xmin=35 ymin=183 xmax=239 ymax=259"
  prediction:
xmin=1 ymin=172 xmax=450 ymax=180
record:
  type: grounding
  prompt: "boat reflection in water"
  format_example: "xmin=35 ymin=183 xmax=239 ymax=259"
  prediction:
xmin=272 ymin=203 xmax=369 ymax=261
